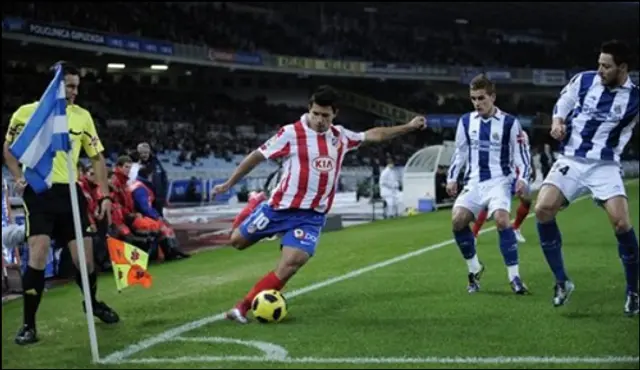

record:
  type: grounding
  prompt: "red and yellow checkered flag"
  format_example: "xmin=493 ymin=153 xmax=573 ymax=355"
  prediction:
xmin=107 ymin=236 xmax=152 ymax=291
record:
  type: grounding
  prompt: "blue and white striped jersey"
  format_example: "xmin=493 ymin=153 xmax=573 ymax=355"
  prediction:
xmin=553 ymin=71 xmax=639 ymax=162
xmin=2 ymin=179 xmax=9 ymax=228
xmin=448 ymin=108 xmax=531 ymax=185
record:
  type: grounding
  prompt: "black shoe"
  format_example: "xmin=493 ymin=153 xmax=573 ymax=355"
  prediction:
xmin=15 ymin=325 xmax=38 ymax=345
xmin=467 ymin=263 xmax=485 ymax=293
xmin=624 ymin=292 xmax=639 ymax=317
xmin=83 ymin=300 xmax=120 ymax=324
xmin=162 ymin=238 xmax=191 ymax=261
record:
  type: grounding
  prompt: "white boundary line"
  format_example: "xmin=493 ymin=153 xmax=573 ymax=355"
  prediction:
xmin=100 ymin=184 xmax=639 ymax=365
xmin=109 ymin=355 xmax=640 ymax=365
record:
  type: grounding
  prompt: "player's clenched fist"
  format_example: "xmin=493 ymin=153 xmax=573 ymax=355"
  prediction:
xmin=446 ymin=181 xmax=458 ymax=197
xmin=408 ymin=116 xmax=427 ymax=130
xmin=211 ymin=182 xmax=231 ymax=198
xmin=550 ymin=119 xmax=566 ymax=141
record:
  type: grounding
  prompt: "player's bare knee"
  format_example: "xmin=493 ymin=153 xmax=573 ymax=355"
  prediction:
xmin=229 ymin=230 xmax=251 ymax=250
xmin=276 ymin=247 xmax=309 ymax=281
xmin=493 ymin=211 xmax=511 ymax=231
xmin=27 ymin=235 xmax=50 ymax=269
xmin=611 ymin=216 xmax=632 ymax=234
xmin=535 ymin=185 xmax=563 ymax=222
xmin=603 ymin=196 xmax=632 ymax=234
xmin=534 ymin=202 xmax=556 ymax=223
xmin=452 ymin=207 xmax=473 ymax=231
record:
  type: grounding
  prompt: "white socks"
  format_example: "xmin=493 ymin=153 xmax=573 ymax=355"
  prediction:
xmin=507 ymin=265 xmax=520 ymax=282
xmin=466 ymin=254 xmax=483 ymax=274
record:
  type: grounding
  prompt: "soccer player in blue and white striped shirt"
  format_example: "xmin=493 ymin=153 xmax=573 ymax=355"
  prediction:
xmin=535 ymin=40 xmax=639 ymax=315
xmin=447 ymin=74 xmax=532 ymax=295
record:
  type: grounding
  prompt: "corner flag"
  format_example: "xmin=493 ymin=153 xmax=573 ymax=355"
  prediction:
xmin=9 ymin=64 xmax=71 ymax=193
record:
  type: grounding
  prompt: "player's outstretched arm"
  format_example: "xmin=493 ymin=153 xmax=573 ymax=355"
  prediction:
xmin=212 ymin=125 xmax=293 ymax=197
xmin=363 ymin=116 xmax=426 ymax=143
xmin=221 ymin=150 xmax=267 ymax=190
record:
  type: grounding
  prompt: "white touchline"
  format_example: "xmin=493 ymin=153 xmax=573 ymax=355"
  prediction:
xmin=109 ymin=355 xmax=640 ymax=365
xmin=100 ymin=184 xmax=639 ymax=365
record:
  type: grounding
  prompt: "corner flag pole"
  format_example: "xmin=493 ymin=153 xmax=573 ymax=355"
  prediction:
xmin=65 ymin=145 xmax=100 ymax=363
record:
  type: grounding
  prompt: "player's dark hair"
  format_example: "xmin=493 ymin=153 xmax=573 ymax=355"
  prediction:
xmin=309 ymin=85 xmax=339 ymax=112
xmin=51 ymin=61 xmax=80 ymax=76
xmin=600 ymin=40 xmax=633 ymax=68
xmin=469 ymin=74 xmax=496 ymax=95
xmin=116 ymin=155 xmax=133 ymax=167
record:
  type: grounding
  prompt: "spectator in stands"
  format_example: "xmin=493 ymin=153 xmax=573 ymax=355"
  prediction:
xmin=111 ymin=156 xmax=165 ymax=253
xmin=539 ymin=143 xmax=556 ymax=178
xmin=107 ymin=170 xmax=154 ymax=249
xmin=435 ymin=165 xmax=449 ymax=204
xmin=77 ymin=162 xmax=98 ymax=234
xmin=185 ymin=177 xmax=200 ymax=203
xmin=77 ymin=165 xmax=110 ymax=271
xmin=129 ymin=165 xmax=189 ymax=261
xmin=129 ymin=143 xmax=168 ymax=216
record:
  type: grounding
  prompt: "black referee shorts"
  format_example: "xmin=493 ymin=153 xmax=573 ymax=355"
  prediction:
xmin=22 ymin=183 xmax=91 ymax=247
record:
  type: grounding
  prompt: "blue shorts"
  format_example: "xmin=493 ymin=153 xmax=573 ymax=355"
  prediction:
xmin=238 ymin=202 xmax=326 ymax=257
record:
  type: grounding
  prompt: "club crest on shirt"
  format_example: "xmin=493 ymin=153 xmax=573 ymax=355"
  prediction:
xmin=492 ymin=132 xmax=501 ymax=141
xmin=613 ymin=105 xmax=622 ymax=114
xmin=331 ymin=135 xmax=342 ymax=150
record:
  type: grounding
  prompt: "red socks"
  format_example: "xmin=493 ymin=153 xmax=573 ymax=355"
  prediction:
xmin=512 ymin=201 xmax=531 ymax=230
xmin=232 ymin=206 xmax=254 ymax=229
xmin=239 ymin=271 xmax=284 ymax=312
xmin=473 ymin=209 xmax=489 ymax=237
xmin=472 ymin=200 xmax=531 ymax=239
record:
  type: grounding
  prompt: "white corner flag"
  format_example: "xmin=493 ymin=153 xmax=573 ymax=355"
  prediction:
xmin=9 ymin=63 xmax=101 ymax=363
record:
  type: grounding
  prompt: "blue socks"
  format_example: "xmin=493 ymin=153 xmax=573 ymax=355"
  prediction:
xmin=454 ymin=226 xmax=476 ymax=259
xmin=498 ymin=228 xmax=519 ymax=266
xmin=616 ymin=228 xmax=639 ymax=294
xmin=537 ymin=218 xmax=569 ymax=282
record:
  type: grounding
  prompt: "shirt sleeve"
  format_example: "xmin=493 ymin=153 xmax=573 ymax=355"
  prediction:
xmin=339 ymin=126 xmax=366 ymax=152
xmin=5 ymin=105 xmax=30 ymax=144
xmin=511 ymin=119 xmax=531 ymax=184
xmin=81 ymin=111 xmax=105 ymax=158
xmin=552 ymin=72 xmax=582 ymax=120
xmin=447 ymin=117 xmax=469 ymax=182
xmin=257 ymin=125 xmax=293 ymax=160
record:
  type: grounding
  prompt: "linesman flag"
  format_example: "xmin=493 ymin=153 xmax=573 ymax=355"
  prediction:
xmin=107 ymin=237 xmax=152 ymax=291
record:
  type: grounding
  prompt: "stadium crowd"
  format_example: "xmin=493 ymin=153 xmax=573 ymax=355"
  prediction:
xmin=4 ymin=2 xmax=638 ymax=69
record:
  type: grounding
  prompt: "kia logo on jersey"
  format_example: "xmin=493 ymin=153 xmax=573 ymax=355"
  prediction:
xmin=312 ymin=156 xmax=335 ymax=172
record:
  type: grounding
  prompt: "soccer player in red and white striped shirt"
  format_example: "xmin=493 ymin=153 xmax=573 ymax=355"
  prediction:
xmin=211 ymin=86 xmax=427 ymax=323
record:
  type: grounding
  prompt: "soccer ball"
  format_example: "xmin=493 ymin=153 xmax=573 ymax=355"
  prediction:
xmin=251 ymin=289 xmax=288 ymax=323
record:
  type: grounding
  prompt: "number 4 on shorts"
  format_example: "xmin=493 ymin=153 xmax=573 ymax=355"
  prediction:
xmin=558 ymin=165 xmax=569 ymax=176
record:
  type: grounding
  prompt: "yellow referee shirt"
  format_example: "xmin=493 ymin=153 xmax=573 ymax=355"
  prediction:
xmin=5 ymin=102 xmax=105 ymax=184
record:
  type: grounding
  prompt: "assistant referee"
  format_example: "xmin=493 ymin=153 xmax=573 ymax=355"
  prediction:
xmin=3 ymin=62 xmax=120 ymax=345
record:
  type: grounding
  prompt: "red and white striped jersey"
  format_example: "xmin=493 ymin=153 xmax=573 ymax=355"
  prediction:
xmin=258 ymin=114 xmax=366 ymax=213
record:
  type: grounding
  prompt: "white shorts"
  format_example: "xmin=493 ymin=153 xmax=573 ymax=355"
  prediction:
xmin=453 ymin=177 xmax=513 ymax=219
xmin=542 ymin=156 xmax=626 ymax=204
